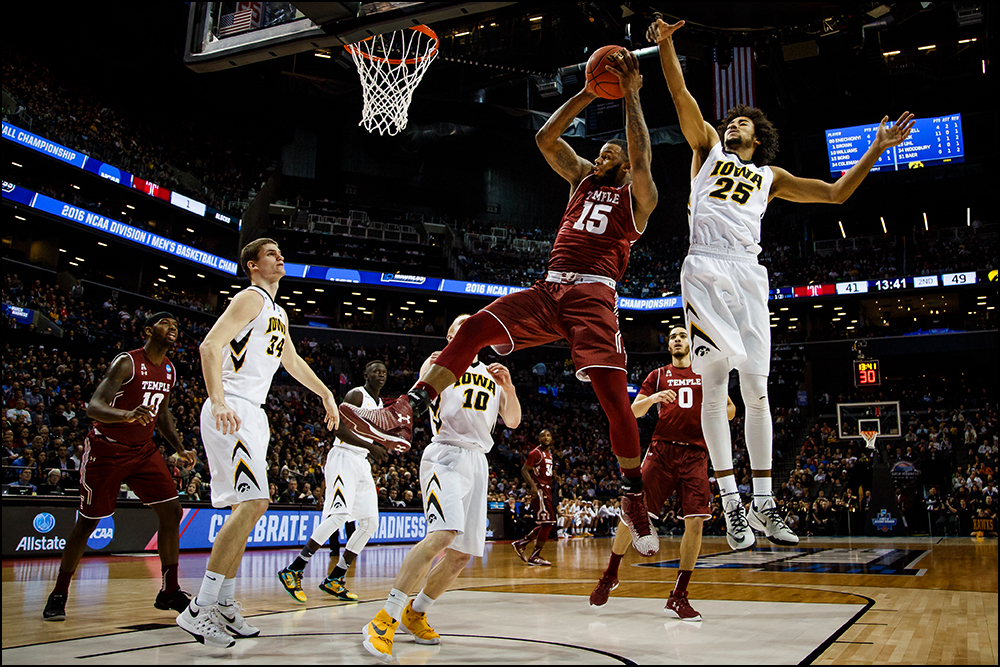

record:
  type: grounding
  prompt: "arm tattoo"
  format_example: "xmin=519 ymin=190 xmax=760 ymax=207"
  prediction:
xmin=555 ymin=146 xmax=578 ymax=171
xmin=625 ymin=94 xmax=650 ymax=159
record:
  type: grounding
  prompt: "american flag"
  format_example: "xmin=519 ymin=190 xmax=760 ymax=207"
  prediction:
xmin=218 ymin=9 xmax=254 ymax=37
xmin=712 ymin=46 xmax=756 ymax=119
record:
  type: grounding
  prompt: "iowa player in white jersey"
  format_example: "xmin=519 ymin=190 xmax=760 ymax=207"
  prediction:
xmin=648 ymin=18 xmax=914 ymax=551
xmin=362 ymin=315 xmax=521 ymax=663
xmin=278 ymin=360 xmax=390 ymax=603
xmin=177 ymin=238 xmax=341 ymax=649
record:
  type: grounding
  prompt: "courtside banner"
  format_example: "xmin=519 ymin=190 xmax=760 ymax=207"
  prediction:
xmin=2 ymin=501 xmax=428 ymax=556
xmin=177 ymin=506 xmax=428 ymax=549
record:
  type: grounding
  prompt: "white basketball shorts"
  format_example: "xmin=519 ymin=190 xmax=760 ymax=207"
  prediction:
xmin=322 ymin=445 xmax=379 ymax=522
xmin=680 ymin=249 xmax=771 ymax=377
xmin=201 ymin=396 xmax=270 ymax=508
xmin=419 ymin=442 xmax=489 ymax=558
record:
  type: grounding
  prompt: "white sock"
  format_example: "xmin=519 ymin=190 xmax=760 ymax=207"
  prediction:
xmin=752 ymin=477 xmax=773 ymax=501
xmin=411 ymin=590 xmax=435 ymax=614
xmin=717 ymin=475 xmax=739 ymax=499
xmin=337 ymin=554 xmax=350 ymax=572
xmin=218 ymin=578 xmax=236 ymax=606
xmin=383 ymin=588 xmax=408 ymax=622
xmin=195 ymin=570 xmax=225 ymax=607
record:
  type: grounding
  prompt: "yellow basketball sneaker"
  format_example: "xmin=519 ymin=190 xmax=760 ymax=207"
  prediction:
xmin=362 ymin=609 xmax=398 ymax=663
xmin=277 ymin=567 xmax=306 ymax=603
xmin=318 ymin=576 xmax=358 ymax=602
xmin=401 ymin=600 xmax=441 ymax=645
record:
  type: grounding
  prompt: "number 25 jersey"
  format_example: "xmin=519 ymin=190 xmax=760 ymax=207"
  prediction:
xmin=222 ymin=285 xmax=288 ymax=406
xmin=689 ymin=142 xmax=774 ymax=257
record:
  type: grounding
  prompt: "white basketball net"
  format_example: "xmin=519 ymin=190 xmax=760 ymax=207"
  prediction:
xmin=861 ymin=431 xmax=878 ymax=450
xmin=346 ymin=26 xmax=439 ymax=136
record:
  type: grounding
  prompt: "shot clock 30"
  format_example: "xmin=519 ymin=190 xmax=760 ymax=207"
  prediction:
xmin=854 ymin=359 xmax=881 ymax=387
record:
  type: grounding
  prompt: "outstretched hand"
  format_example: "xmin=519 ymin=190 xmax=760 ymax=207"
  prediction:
xmin=876 ymin=111 xmax=916 ymax=149
xmin=646 ymin=17 xmax=685 ymax=44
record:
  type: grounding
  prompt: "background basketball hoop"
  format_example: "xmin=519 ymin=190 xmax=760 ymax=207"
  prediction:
xmin=345 ymin=25 xmax=439 ymax=136
xmin=861 ymin=430 xmax=878 ymax=450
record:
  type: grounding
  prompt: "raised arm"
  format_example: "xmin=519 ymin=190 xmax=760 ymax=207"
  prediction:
xmin=535 ymin=88 xmax=599 ymax=195
xmin=604 ymin=49 xmax=658 ymax=229
xmin=771 ymin=111 xmax=915 ymax=204
xmin=647 ymin=18 xmax=719 ymax=172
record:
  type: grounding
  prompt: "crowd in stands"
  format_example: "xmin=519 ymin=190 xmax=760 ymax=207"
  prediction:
xmin=3 ymin=258 xmax=995 ymax=540
xmin=2 ymin=49 xmax=272 ymax=214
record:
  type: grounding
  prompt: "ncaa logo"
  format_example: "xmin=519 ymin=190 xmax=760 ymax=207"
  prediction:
xmin=33 ymin=513 xmax=56 ymax=534
xmin=86 ymin=516 xmax=116 ymax=549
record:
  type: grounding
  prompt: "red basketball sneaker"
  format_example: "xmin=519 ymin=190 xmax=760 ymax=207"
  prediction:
xmin=339 ymin=396 xmax=413 ymax=452
xmin=620 ymin=491 xmax=659 ymax=557
xmin=527 ymin=553 xmax=551 ymax=566
xmin=664 ymin=589 xmax=702 ymax=622
xmin=589 ymin=574 xmax=619 ymax=607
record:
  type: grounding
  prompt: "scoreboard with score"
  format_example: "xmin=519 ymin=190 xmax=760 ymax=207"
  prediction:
xmin=854 ymin=359 xmax=882 ymax=387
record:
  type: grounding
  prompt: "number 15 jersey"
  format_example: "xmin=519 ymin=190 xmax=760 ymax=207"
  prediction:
xmin=548 ymin=174 xmax=642 ymax=282
xmin=222 ymin=285 xmax=288 ymax=406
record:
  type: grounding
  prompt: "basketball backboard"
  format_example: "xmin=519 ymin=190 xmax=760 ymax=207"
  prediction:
xmin=184 ymin=1 xmax=516 ymax=72
xmin=836 ymin=401 xmax=901 ymax=440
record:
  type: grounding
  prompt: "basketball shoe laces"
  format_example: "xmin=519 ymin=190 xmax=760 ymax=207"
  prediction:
xmin=757 ymin=504 xmax=792 ymax=532
xmin=726 ymin=501 xmax=751 ymax=533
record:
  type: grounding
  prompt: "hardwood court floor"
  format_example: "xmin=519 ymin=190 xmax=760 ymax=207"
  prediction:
xmin=2 ymin=535 xmax=996 ymax=664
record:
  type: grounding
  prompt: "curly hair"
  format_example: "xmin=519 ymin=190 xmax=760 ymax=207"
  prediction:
xmin=716 ymin=105 xmax=779 ymax=166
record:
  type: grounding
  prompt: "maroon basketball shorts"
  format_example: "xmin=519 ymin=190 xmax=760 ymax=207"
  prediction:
xmin=641 ymin=439 xmax=711 ymax=519
xmin=482 ymin=279 xmax=625 ymax=381
xmin=529 ymin=485 xmax=556 ymax=523
xmin=79 ymin=435 xmax=178 ymax=519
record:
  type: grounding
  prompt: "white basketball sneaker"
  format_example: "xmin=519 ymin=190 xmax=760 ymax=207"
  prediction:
xmin=176 ymin=602 xmax=235 ymax=649
xmin=217 ymin=600 xmax=261 ymax=638
xmin=748 ymin=496 xmax=799 ymax=546
xmin=723 ymin=494 xmax=756 ymax=551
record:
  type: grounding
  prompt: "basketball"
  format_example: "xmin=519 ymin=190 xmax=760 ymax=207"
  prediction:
xmin=586 ymin=45 xmax=626 ymax=99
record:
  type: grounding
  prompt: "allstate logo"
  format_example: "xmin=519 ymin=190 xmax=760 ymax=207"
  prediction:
xmin=33 ymin=513 xmax=56 ymax=534
xmin=871 ymin=509 xmax=898 ymax=533
xmin=87 ymin=516 xmax=115 ymax=549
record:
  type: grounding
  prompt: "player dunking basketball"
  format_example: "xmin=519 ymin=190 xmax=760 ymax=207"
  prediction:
xmin=589 ymin=327 xmax=734 ymax=621
xmin=43 ymin=312 xmax=197 ymax=621
xmin=512 ymin=428 xmax=556 ymax=566
xmin=340 ymin=48 xmax=663 ymax=558
xmin=177 ymin=238 xmax=341 ymax=648
xmin=647 ymin=18 xmax=914 ymax=550
xmin=362 ymin=315 xmax=521 ymax=662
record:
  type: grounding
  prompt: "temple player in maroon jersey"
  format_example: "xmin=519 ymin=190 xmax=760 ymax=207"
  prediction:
xmin=512 ymin=428 xmax=557 ymax=566
xmin=340 ymin=48 xmax=662 ymax=557
xmin=590 ymin=327 xmax=735 ymax=621
xmin=43 ymin=312 xmax=198 ymax=621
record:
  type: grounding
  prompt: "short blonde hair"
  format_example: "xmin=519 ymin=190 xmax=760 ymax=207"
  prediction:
xmin=447 ymin=314 xmax=472 ymax=339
